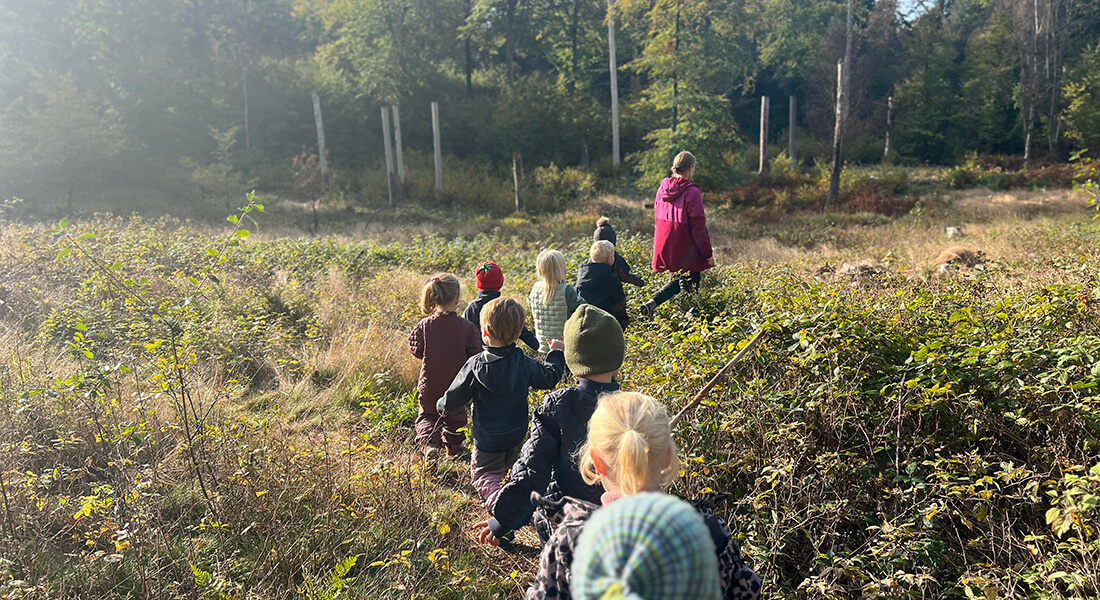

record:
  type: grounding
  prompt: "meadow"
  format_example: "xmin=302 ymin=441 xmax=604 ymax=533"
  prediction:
xmin=0 ymin=181 xmax=1098 ymax=599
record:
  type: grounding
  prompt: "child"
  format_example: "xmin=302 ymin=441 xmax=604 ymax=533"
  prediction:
xmin=477 ymin=305 xmax=625 ymax=546
xmin=528 ymin=249 xmax=583 ymax=355
xmin=463 ymin=261 xmax=540 ymax=352
xmin=572 ymin=493 xmax=721 ymax=600
xmin=575 ymin=241 xmax=628 ymax=330
xmin=594 ymin=216 xmax=645 ymax=287
xmin=437 ymin=297 xmax=566 ymax=511
xmin=407 ymin=274 xmax=483 ymax=459
xmin=523 ymin=392 xmax=762 ymax=600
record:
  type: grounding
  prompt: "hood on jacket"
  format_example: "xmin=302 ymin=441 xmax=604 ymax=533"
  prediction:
xmin=474 ymin=346 xmax=522 ymax=394
xmin=657 ymin=176 xmax=698 ymax=204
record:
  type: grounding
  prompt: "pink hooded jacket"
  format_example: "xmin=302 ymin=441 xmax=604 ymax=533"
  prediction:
xmin=652 ymin=177 xmax=713 ymax=273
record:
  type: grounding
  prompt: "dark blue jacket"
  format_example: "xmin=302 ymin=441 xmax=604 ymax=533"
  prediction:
xmin=487 ymin=378 xmax=619 ymax=538
xmin=437 ymin=344 xmax=564 ymax=453
xmin=575 ymin=262 xmax=625 ymax=316
xmin=463 ymin=290 xmax=539 ymax=352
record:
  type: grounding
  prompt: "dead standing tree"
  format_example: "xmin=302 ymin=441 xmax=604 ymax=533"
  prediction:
xmin=1002 ymin=0 xmax=1079 ymax=161
xmin=826 ymin=0 xmax=854 ymax=211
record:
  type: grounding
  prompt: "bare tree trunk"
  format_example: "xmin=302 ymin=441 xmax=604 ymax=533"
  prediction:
xmin=826 ymin=0 xmax=853 ymax=210
xmin=432 ymin=102 xmax=443 ymax=193
xmin=465 ymin=0 xmax=473 ymax=97
xmin=569 ymin=0 xmax=580 ymax=96
xmin=759 ymin=96 xmax=770 ymax=175
xmin=827 ymin=60 xmax=845 ymax=209
xmin=311 ymin=92 xmax=329 ymax=232
xmin=381 ymin=107 xmax=396 ymax=207
xmin=884 ymin=94 xmax=894 ymax=161
xmin=788 ymin=95 xmax=796 ymax=164
xmin=608 ymin=0 xmax=620 ymax=168
xmin=506 ymin=0 xmax=519 ymax=86
xmin=672 ymin=2 xmax=681 ymax=132
xmin=239 ymin=46 xmax=250 ymax=151
xmin=513 ymin=152 xmax=525 ymax=213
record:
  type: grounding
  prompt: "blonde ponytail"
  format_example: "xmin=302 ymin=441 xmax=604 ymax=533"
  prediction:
xmin=419 ymin=273 xmax=462 ymax=315
xmin=578 ymin=392 xmax=680 ymax=495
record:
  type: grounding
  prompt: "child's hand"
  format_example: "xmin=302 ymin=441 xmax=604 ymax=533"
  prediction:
xmin=474 ymin=521 xmax=501 ymax=546
xmin=548 ymin=339 xmax=565 ymax=352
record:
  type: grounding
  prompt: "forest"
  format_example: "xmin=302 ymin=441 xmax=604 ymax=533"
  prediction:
xmin=2 ymin=0 xmax=1100 ymax=211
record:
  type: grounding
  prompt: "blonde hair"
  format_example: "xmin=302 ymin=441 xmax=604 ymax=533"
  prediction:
xmin=596 ymin=216 xmax=610 ymax=228
xmin=578 ymin=392 xmax=680 ymax=496
xmin=480 ymin=296 xmax=525 ymax=344
xmin=672 ymin=151 xmax=696 ymax=175
xmin=535 ymin=249 xmax=567 ymax=306
xmin=419 ymin=273 xmax=461 ymax=315
xmin=590 ymin=240 xmax=615 ymax=264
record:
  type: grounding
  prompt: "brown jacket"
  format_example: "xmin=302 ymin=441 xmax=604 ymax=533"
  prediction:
xmin=408 ymin=311 xmax=483 ymax=406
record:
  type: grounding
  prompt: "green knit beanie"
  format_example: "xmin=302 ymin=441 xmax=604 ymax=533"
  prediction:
xmin=564 ymin=304 xmax=625 ymax=377
xmin=572 ymin=493 xmax=721 ymax=600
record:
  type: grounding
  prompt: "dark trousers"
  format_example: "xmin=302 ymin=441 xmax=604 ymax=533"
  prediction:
xmin=651 ymin=272 xmax=702 ymax=308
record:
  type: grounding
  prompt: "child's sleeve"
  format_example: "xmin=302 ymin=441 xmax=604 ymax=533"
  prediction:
xmin=436 ymin=359 xmax=475 ymax=415
xmin=519 ymin=326 xmax=540 ymax=352
xmin=408 ymin=321 xmax=425 ymax=359
xmin=489 ymin=402 xmax=561 ymax=536
xmin=528 ymin=350 xmax=565 ymax=390
xmin=613 ymin=253 xmax=645 ymax=286
xmin=566 ymin=285 xmax=583 ymax=314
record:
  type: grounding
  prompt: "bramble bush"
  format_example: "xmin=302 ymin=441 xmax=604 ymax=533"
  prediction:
xmin=0 ymin=198 xmax=1098 ymax=598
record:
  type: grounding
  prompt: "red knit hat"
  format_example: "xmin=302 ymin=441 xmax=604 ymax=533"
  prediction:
xmin=475 ymin=261 xmax=504 ymax=291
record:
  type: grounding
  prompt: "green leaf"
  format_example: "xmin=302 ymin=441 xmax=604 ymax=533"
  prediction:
xmin=56 ymin=247 xmax=72 ymax=259
xmin=74 ymin=322 xmax=87 ymax=332
xmin=207 ymin=248 xmax=220 ymax=257
xmin=254 ymin=203 xmax=264 ymax=212
xmin=145 ymin=339 xmax=164 ymax=351
xmin=235 ymin=229 xmax=250 ymax=238
xmin=59 ymin=218 xmax=69 ymax=229
xmin=227 ymin=215 xmax=239 ymax=224
xmin=76 ymin=232 xmax=97 ymax=241
xmin=187 ymin=276 xmax=200 ymax=286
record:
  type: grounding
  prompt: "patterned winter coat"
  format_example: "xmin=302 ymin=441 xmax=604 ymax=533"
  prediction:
xmin=525 ymin=493 xmax=763 ymax=600
xmin=527 ymin=283 xmax=583 ymax=354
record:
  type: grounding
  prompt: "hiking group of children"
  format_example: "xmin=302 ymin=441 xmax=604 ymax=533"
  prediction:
xmin=407 ymin=151 xmax=754 ymax=599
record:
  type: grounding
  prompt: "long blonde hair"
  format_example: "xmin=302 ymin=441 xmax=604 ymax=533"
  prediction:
xmin=578 ymin=392 xmax=680 ymax=496
xmin=535 ymin=249 xmax=567 ymax=306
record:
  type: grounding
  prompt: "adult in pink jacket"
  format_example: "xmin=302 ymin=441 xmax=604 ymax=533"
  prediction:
xmin=640 ymin=151 xmax=714 ymax=317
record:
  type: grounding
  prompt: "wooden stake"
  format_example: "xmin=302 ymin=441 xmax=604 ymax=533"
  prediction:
xmin=312 ymin=93 xmax=329 ymax=188
xmin=392 ymin=105 xmax=405 ymax=185
xmin=669 ymin=329 xmax=765 ymax=429
xmin=759 ymin=95 xmax=770 ymax=175
xmin=381 ymin=107 xmax=396 ymax=207
xmin=513 ymin=152 xmax=525 ymax=213
xmin=432 ymin=101 xmax=443 ymax=193
xmin=788 ymin=95 xmax=797 ymax=164
xmin=607 ymin=0 xmax=620 ymax=168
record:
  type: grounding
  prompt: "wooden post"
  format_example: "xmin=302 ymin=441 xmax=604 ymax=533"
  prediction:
xmin=513 ymin=152 xmax=525 ymax=213
xmin=240 ymin=46 xmax=250 ymax=151
xmin=391 ymin=105 xmax=405 ymax=185
xmin=311 ymin=92 xmax=329 ymax=189
xmin=432 ymin=101 xmax=443 ymax=193
xmin=311 ymin=92 xmax=328 ymax=234
xmin=607 ymin=0 xmax=620 ymax=168
xmin=758 ymin=95 xmax=770 ymax=175
xmin=884 ymin=95 xmax=894 ymax=162
xmin=381 ymin=106 xmax=396 ymax=207
xmin=788 ymin=95 xmax=796 ymax=164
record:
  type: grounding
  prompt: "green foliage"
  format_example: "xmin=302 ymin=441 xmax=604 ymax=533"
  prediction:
xmin=1063 ymin=45 xmax=1100 ymax=152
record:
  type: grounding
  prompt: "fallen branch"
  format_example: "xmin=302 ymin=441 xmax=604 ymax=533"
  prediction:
xmin=669 ymin=329 xmax=766 ymax=429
